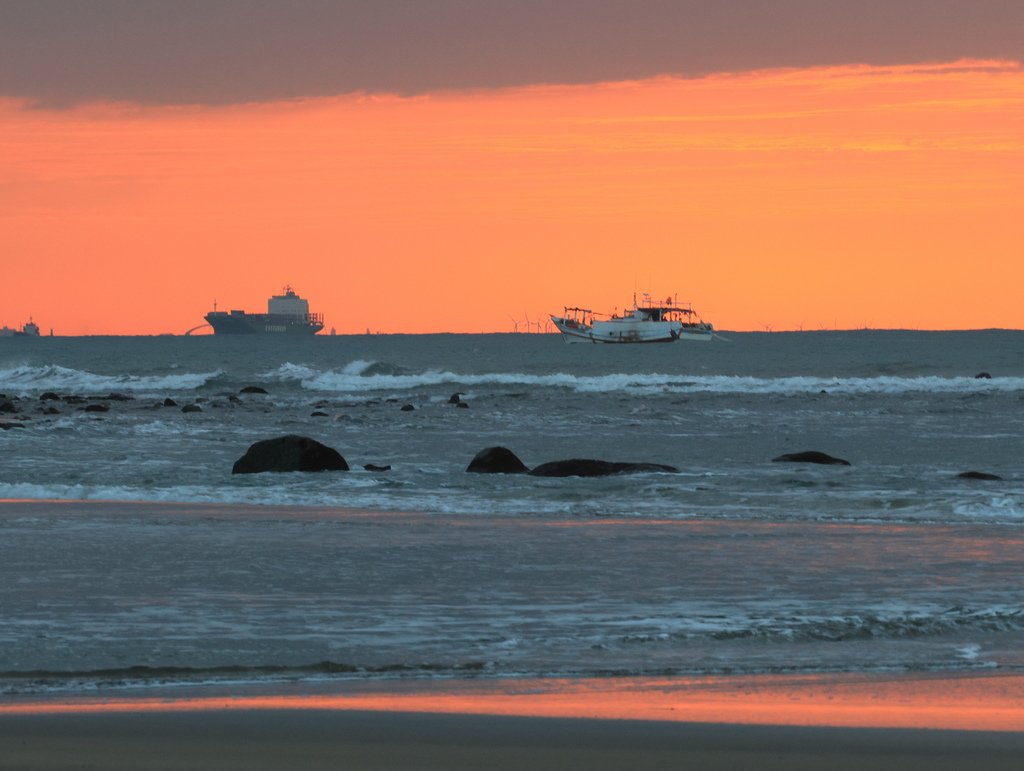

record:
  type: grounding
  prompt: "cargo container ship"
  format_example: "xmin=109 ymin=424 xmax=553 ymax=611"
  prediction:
xmin=204 ymin=287 xmax=324 ymax=335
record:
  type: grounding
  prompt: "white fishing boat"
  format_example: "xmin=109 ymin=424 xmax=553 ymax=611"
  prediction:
xmin=551 ymin=293 xmax=714 ymax=344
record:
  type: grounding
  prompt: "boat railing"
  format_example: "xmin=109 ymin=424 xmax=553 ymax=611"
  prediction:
xmin=635 ymin=293 xmax=698 ymax=315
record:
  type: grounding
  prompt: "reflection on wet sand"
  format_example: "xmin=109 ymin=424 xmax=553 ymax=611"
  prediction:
xmin=3 ymin=672 xmax=1024 ymax=731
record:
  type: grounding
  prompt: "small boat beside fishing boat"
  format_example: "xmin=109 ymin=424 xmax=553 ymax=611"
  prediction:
xmin=551 ymin=293 xmax=714 ymax=344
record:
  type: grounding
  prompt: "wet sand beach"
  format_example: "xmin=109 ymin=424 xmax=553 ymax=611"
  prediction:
xmin=4 ymin=673 xmax=1024 ymax=770
xmin=4 ymin=708 xmax=1024 ymax=770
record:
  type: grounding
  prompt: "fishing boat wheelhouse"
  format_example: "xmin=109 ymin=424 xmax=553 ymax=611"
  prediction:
xmin=551 ymin=293 xmax=713 ymax=344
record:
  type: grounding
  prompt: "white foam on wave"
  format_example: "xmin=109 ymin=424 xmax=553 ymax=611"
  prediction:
xmin=0 ymin=480 xmax=391 ymax=509
xmin=0 ymin=365 xmax=221 ymax=395
xmin=341 ymin=359 xmax=376 ymax=375
xmin=952 ymin=496 xmax=1024 ymax=520
xmin=257 ymin=362 xmax=319 ymax=381
xmin=956 ymin=643 xmax=982 ymax=661
xmin=300 ymin=364 xmax=1024 ymax=396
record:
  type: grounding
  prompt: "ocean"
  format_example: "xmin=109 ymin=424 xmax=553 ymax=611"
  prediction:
xmin=1 ymin=330 xmax=1023 ymax=696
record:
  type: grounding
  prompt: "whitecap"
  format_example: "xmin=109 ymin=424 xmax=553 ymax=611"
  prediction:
xmin=0 ymin=365 xmax=222 ymax=395
xmin=295 ymin=366 xmax=1024 ymax=396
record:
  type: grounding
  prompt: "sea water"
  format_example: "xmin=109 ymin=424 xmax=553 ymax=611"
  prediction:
xmin=1 ymin=331 xmax=1022 ymax=694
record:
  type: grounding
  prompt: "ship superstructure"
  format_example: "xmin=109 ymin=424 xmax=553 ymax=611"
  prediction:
xmin=0 ymin=318 xmax=41 ymax=337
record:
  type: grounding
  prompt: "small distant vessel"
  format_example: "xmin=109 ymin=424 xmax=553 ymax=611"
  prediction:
xmin=0 ymin=318 xmax=41 ymax=337
xmin=551 ymin=293 xmax=714 ymax=344
xmin=204 ymin=287 xmax=324 ymax=335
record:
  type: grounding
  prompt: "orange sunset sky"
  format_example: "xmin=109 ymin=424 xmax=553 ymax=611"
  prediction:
xmin=1 ymin=4 xmax=1022 ymax=334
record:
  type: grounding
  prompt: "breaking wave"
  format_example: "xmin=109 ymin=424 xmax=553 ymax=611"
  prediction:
xmin=0 ymin=365 xmax=221 ymax=395
xmin=297 ymin=362 xmax=1024 ymax=395
xmin=689 ymin=605 xmax=1024 ymax=642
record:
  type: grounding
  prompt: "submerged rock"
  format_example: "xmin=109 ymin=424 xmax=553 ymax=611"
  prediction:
xmin=163 ymin=398 xmax=178 ymax=407
xmin=528 ymin=459 xmax=678 ymax=477
xmin=364 ymin=463 xmax=392 ymax=472
xmin=400 ymin=404 xmax=415 ymax=412
xmin=0 ymin=400 xmax=15 ymax=413
xmin=975 ymin=372 xmax=992 ymax=379
xmin=239 ymin=386 xmax=268 ymax=395
xmin=772 ymin=451 xmax=850 ymax=466
xmin=0 ymin=421 xmax=25 ymax=430
xmin=456 ymin=402 xmax=469 ymax=409
xmin=466 ymin=447 xmax=530 ymax=474
xmin=232 ymin=435 xmax=349 ymax=474
xmin=957 ymin=470 xmax=1003 ymax=481
xmin=39 ymin=392 xmax=61 ymax=401
xmin=310 ymin=411 xmax=329 ymax=417
xmin=181 ymin=404 xmax=202 ymax=413
xmin=83 ymin=403 xmax=109 ymax=413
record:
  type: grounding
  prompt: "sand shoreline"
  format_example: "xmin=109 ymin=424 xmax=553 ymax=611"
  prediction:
xmin=4 ymin=709 xmax=1024 ymax=770
xmin=6 ymin=670 xmax=1024 ymax=729
xmin=5 ymin=499 xmax=1024 ymax=766
xmin=4 ymin=673 xmax=1024 ymax=769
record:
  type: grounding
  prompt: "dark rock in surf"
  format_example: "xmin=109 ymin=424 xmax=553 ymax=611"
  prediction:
xmin=975 ymin=372 xmax=992 ymax=379
xmin=63 ymin=395 xmax=86 ymax=404
xmin=0 ymin=400 xmax=15 ymax=413
xmin=39 ymin=392 xmax=60 ymax=401
xmin=83 ymin=403 xmax=109 ymax=413
xmin=41 ymin=406 xmax=60 ymax=415
xmin=456 ymin=401 xmax=469 ymax=409
xmin=181 ymin=404 xmax=202 ymax=413
xmin=772 ymin=451 xmax=850 ymax=466
xmin=957 ymin=470 xmax=1003 ymax=481
xmin=466 ymin=447 xmax=530 ymax=474
xmin=310 ymin=411 xmax=329 ymax=417
xmin=448 ymin=392 xmax=464 ymax=404
xmin=228 ymin=395 xmax=242 ymax=403
xmin=364 ymin=463 xmax=392 ymax=472
xmin=232 ymin=435 xmax=349 ymax=474
xmin=239 ymin=386 xmax=268 ymax=395
xmin=0 ymin=421 xmax=25 ymax=430
xmin=163 ymin=398 xmax=178 ymax=407
xmin=104 ymin=392 xmax=133 ymax=401
xmin=528 ymin=459 xmax=678 ymax=478
xmin=400 ymin=404 xmax=415 ymax=412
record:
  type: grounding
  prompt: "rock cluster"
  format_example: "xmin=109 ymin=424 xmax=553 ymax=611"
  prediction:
xmin=232 ymin=435 xmax=349 ymax=474
xmin=466 ymin=446 xmax=677 ymax=477
xmin=772 ymin=451 xmax=850 ymax=466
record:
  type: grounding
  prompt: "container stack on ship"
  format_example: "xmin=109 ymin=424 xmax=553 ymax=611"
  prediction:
xmin=204 ymin=287 xmax=324 ymax=335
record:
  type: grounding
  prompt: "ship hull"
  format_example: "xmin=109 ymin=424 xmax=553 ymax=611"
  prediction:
xmin=551 ymin=315 xmax=713 ymax=344
xmin=205 ymin=312 xmax=323 ymax=335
